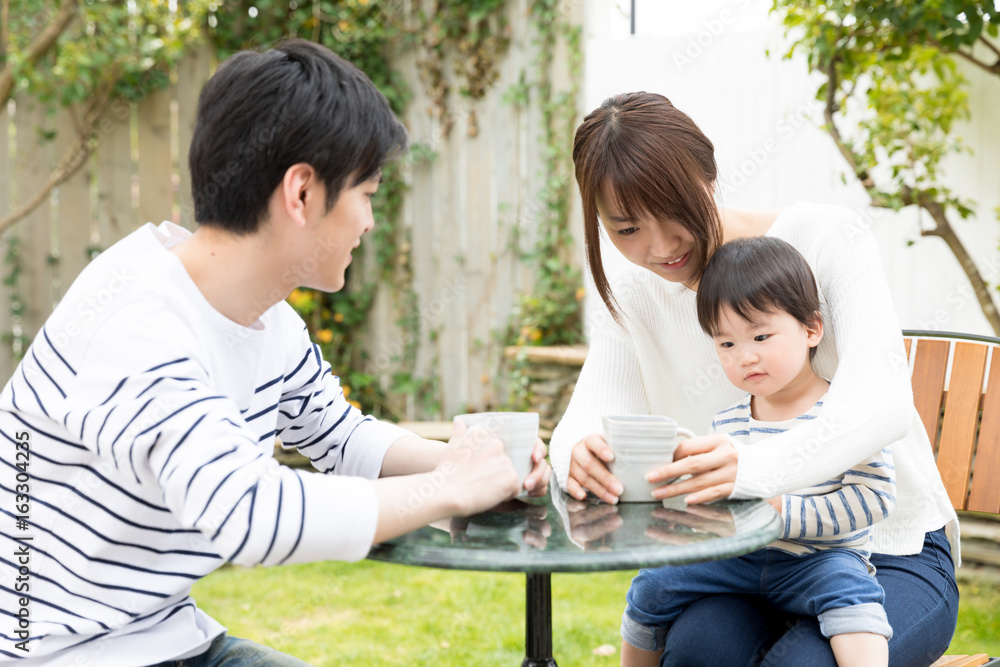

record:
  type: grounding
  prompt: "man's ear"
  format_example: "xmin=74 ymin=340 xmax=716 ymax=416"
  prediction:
xmin=279 ymin=163 xmax=317 ymax=228
xmin=806 ymin=311 xmax=824 ymax=348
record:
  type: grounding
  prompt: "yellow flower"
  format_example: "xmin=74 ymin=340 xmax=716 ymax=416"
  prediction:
xmin=333 ymin=312 xmax=345 ymax=323
xmin=287 ymin=289 xmax=311 ymax=310
xmin=348 ymin=399 xmax=362 ymax=410
xmin=341 ymin=385 xmax=351 ymax=398
xmin=529 ymin=328 xmax=543 ymax=342
xmin=338 ymin=19 xmax=350 ymax=32
xmin=316 ymin=329 xmax=334 ymax=344
xmin=575 ymin=287 xmax=586 ymax=301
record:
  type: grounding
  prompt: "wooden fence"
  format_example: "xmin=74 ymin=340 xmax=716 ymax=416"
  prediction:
xmin=0 ymin=43 xmax=213 ymax=384
xmin=0 ymin=0 xmax=585 ymax=420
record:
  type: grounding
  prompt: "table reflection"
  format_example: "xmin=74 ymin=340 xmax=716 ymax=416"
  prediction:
xmin=369 ymin=491 xmax=780 ymax=574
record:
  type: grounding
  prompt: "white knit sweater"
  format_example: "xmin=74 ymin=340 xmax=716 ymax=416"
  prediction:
xmin=550 ymin=202 xmax=959 ymax=563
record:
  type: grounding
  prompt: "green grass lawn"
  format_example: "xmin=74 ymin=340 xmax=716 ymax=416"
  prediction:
xmin=191 ymin=561 xmax=1000 ymax=665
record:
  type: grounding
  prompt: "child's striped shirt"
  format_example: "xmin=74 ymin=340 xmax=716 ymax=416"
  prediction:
xmin=712 ymin=393 xmax=896 ymax=560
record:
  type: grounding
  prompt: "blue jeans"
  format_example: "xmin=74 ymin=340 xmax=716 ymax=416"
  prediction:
xmin=657 ymin=527 xmax=958 ymax=667
xmin=623 ymin=547 xmax=891 ymax=651
xmin=146 ymin=634 xmax=311 ymax=667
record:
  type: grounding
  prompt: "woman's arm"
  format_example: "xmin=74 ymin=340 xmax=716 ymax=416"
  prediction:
xmin=549 ymin=309 xmax=651 ymax=503
xmin=731 ymin=213 xmax=912 ymax=497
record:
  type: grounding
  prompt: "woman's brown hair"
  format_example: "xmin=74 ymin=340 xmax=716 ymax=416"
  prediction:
xmin=572 ymin=92 xmax=722 ymax=322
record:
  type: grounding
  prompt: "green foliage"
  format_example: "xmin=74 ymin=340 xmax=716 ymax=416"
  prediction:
xmin=415 ymin=0 xmax=510 ymax=134
xmin=497 ymin=0 xmax=584 ymax=410
xmin=771 ymin=0 xmax=991 ymax=212
xmin=1 ymin=237 xmax=25 ymax=357
xmin=771 ymin=1 xmax=1000 ymax=332
xmin=504 ymin=0 xmax=584 ymax=350
xmin=9 ymin=1 xmax=207 ymax=107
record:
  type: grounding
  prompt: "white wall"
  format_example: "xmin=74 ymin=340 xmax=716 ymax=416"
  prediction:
xmin=581 ymin=0 xmax=1000 ymax=337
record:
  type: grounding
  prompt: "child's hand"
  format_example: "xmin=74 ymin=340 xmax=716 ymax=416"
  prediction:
xmin=648 ymin=434 xmax=739 ymax=504
xmin=766 ymin=496 xmax=783 ymax=512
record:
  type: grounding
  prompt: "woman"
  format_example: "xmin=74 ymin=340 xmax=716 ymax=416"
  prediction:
xmin=549 ymin=92 xmax=959 ymax=666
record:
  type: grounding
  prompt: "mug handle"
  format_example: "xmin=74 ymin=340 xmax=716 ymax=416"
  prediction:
xmin=676 ymin=427 xmax=695 ymax=440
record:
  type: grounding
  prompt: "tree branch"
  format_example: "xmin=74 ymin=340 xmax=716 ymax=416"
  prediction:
xmin=0 ymin=134 xmax=89 ymax=235
xmin=978 ymin=34 xmax=1000 ymax=60
xmin=951 ymin=45 xmax=1000 ymax=76
xmin=822 ymin=55 xmax=876 ymax=190
xmin=0 ymin=70 xmax=117 ymax=235
xmin=0 ymin=0 xmax=79 ymax=105
xmin=1 ymin=0 xmax=9 ymax=63
xmin=916 ymin=193 xmax=1000 ymax=334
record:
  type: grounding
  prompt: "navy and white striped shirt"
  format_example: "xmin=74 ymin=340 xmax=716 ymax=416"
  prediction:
xmin=0 ymin=222 xmax=411 ymax=665
xmin=712 ymin=393 xmax=896 ymax=560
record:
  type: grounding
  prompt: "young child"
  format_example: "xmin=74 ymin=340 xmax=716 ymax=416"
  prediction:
xmin=0 ymin=40 xmax=550 ymax=665
xmin=620 ymin=236 xmax=895 ymax=667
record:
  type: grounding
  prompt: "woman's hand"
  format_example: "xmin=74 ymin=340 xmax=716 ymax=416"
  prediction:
xmin=523 ymin=437 xmax=552 ymax=497
xmin=566 ymin=433 xmax=623 ymax=504
xmin=566 ymin=497 xmax=623 ymax=548
xmin=647 ymin=434 xmax=738 ymax=504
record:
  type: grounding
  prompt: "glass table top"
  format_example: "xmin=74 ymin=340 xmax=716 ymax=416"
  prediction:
xmin=367 ymin=492 xmax=782 ymax=574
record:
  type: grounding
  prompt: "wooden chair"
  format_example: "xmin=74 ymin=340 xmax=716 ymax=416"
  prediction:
xmin=904 ymin=330 xmax=1000 ymax=667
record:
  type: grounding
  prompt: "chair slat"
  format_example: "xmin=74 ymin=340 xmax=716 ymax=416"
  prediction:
xmin=937 ymin=342 xmax=989 ymax=510
xmin=910 ymin=339 xmax=950 ymax=449
xmin=968 ymin=346 xmax=1000 ymax=513
xmin=904 ymin=337 xmax=912 ymax=360
xmin=929 ymin=655 xmax=989 ymax=667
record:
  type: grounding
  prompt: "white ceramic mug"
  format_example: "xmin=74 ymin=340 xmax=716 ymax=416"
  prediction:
xmin=603 ymin=416 xmax=694 ymax=503
xmin=453 ymin=412 xmax=539 ymax=495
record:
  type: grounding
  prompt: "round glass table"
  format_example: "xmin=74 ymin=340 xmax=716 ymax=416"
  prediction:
xmin=368 ymin=492 xmax=781 ymax=666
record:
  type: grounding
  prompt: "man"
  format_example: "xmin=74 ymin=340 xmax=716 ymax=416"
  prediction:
xmin=0 ymin=39 xmax=549 ymax=666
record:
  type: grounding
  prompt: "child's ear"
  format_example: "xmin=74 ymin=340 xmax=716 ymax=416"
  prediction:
xmin=806 ymin=312 xmax=824 ymax=348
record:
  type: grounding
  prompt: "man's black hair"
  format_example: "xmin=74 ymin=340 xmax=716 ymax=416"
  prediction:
xmin=696 ymin=236 xmax=821 ymax=356
xmin=188 ymin=39 xmax=408 ymax=234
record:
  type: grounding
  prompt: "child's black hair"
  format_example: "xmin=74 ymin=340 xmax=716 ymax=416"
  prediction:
xmin=696 ymin=236 xmax=821 ymax=356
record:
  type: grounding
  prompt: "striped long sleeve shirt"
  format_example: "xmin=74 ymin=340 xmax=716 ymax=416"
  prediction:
xmin=711 ymin=393 xmax=896 ymax=560
xmin=0 ymin=221 xmax=412 ymax=666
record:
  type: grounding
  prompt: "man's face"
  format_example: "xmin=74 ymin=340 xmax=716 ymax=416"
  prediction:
xmin=301 ymin=174 xmax=380 ymax=293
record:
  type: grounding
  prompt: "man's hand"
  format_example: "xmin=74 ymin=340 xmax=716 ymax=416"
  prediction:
xmin=523 ymin=437 xmax=552 ymax=497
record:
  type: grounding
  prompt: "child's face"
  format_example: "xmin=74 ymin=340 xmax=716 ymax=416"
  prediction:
xmin=711 ymin=306 xmax=822 ymax=399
